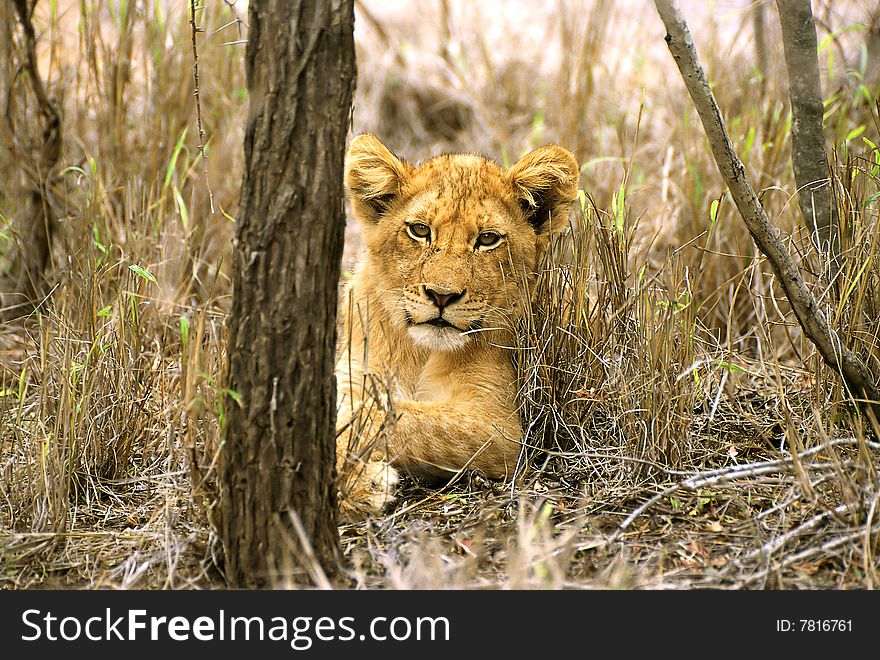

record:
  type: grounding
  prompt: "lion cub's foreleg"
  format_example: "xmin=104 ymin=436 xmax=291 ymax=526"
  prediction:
xmin=383 ymin=348 xmax=523 ymax=479
xmin=335 ymin=348 xmax=523 ymax=519
xmin=387 ymin=398 xmax=522 ymax=480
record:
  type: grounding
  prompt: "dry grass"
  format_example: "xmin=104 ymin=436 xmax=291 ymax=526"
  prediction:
xmin=2 ymin=0 xmax=880 ymax=589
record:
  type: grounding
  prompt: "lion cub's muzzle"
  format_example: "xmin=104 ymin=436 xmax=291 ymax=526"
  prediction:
xmin=413 ymin=285 xmax=471 ymax=328
xmin=423 ymin=286 xmax=465 ymax=311
xmin=403 ymin=284 xmax=484 ymax=351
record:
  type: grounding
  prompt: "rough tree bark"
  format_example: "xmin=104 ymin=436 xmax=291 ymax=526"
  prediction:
xmin=776 ymin=0 xmax=841 ymax=286
xmin=652 ymin=0 xmax=880 ymax=417
xmin=219 ymin=0 xmax=356 ymax=588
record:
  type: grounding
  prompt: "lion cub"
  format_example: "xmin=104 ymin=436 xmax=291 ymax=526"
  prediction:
xmin=336 ymin=134 xmax=578 ymax=518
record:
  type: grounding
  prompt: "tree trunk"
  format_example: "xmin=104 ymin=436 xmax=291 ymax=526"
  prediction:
xmin=219 ymin=0 xmax=355 ymax=588
xmin=1 ymin=0 xmax=62 ymax=320
xmin=776 ymin=0 xmax=841 ymax=286
xmin=866 ymin=7 xmax=880 ymax=92
xmin=752 ymin=0 xmax=769 ymax=80
xmin=652 ymin=0 xmax=880 ymax=420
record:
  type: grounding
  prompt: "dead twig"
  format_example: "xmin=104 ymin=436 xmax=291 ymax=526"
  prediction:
xmin=189 ymin=0 xmax=214 ymax=215
xmin=612 ymin=437 xmax=880 ymax=540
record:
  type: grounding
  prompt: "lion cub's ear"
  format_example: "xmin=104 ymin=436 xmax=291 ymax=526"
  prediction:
xmin=508 ymin=145 xmax=579 ymax=235
xmin=345 ymin=134 xmax=411 ymax=224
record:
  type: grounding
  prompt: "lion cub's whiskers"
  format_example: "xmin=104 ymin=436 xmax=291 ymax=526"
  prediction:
xmin=458 ymin=326 xmax=504 ymax=336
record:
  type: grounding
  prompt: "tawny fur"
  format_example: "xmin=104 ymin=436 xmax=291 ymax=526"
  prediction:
xmin=336 ymin=134 xmax=578 ymax=519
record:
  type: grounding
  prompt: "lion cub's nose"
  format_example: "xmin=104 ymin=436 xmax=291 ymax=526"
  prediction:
xmin=424 ymin=287 xmax=465 ymax=310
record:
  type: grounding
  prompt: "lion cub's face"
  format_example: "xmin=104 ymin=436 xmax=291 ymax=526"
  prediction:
xmin=345 ymin=134 xmax=579 ymax=352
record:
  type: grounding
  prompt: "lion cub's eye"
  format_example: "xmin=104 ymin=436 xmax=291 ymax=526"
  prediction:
xmin=476 ymin=231 xmax=502 ymax=249
xmin=406 ymin=222 xmax=431 ymax=242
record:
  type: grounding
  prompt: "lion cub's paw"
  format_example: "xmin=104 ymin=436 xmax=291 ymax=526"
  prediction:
xmin=365 ymin=460 xmax=400 ymax=510
xmin=339 ymin=461 xmax=399 ymax=521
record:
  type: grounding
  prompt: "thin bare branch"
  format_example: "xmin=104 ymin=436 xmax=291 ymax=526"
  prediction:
xmin=190 ymin=0 xmax=215 ymax=215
